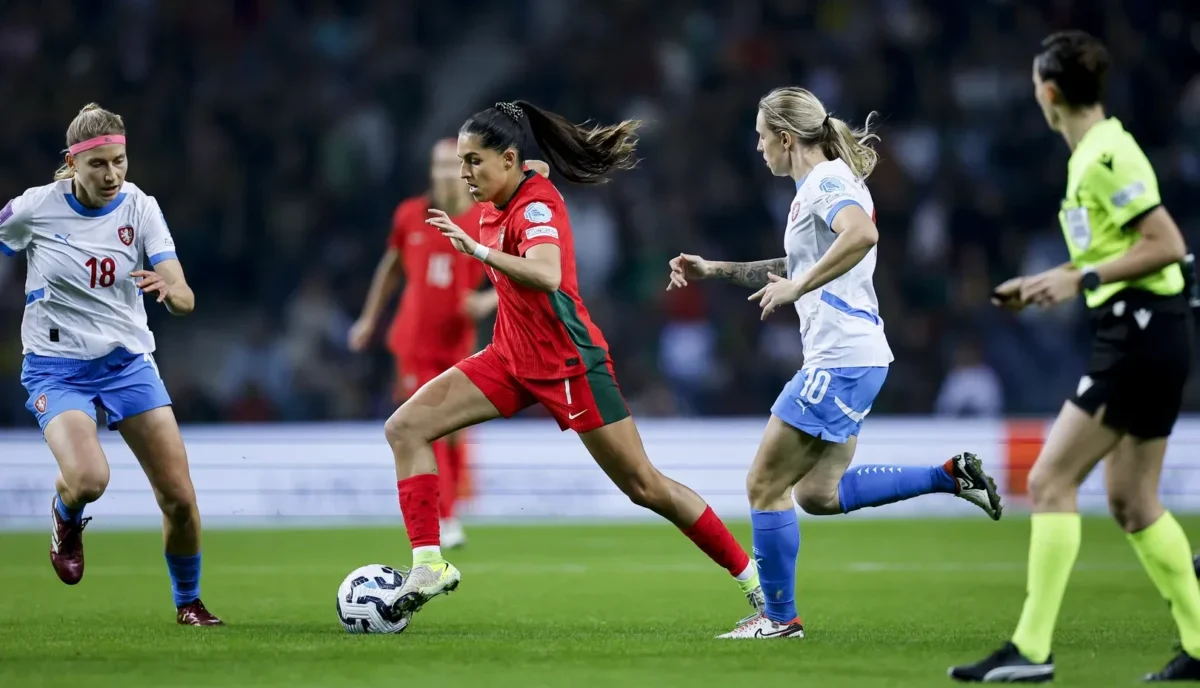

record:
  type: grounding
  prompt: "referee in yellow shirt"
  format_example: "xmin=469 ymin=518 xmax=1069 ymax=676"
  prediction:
xmin=951 ymin=31 xmax=1200 ymax=683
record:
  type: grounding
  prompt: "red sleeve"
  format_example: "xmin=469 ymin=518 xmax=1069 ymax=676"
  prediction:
xmin=387 ymin=198 xmax=422 ymax=252
xmin=514 ymin=195 xmax=566 ymax=256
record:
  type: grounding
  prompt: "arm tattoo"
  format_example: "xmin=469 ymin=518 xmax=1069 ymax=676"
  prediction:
xmin=709 ymin=258 xmax=787 ymax=289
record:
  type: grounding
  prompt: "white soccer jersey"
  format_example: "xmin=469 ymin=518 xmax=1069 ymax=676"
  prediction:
xmin=0 ymin=179 xmax=178 ymax=359
xmin=785 ymin=158 xmax=893 ymax=369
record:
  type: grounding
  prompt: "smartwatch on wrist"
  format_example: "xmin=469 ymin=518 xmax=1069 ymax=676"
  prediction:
xmin=1080 ymin=266 xmax=1101 ymax=292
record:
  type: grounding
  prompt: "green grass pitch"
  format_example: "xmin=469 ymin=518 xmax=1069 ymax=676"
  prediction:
xmin=0 ymin=517 xmax=1190 ymax=687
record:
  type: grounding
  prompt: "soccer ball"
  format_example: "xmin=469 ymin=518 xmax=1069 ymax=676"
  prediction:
xmin=336 ymin=564 xmax=411 ymax=634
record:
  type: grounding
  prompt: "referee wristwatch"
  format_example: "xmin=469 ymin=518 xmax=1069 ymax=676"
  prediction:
xmin=1080 ymin=266 xmax=1102 ymax=292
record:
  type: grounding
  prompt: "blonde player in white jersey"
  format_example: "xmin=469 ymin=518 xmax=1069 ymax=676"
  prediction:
xmin=667 ymin=87 xmax=1004 ymax=639
xmin=0 ymin=104 xmax=221 ymax=626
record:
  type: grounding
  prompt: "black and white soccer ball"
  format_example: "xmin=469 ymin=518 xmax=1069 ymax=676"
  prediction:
xmin=336 ymin=564 xmax=411 ymax=634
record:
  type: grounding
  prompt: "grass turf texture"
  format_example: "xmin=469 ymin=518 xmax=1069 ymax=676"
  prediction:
xmin=0 ymin=517 xmax=1190 ymax=687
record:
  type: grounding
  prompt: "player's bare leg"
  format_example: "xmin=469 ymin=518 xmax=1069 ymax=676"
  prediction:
xmin=577 ymin=416 xmax=761 ymax=611
xmin=1106 ymin=435 xmax=1200 ymax=681
xmin=384 ymin=368 xmax=501 ymax=617
xmin=951 ymin=401 xmax=1118 ymax=682
xmin=44 ymin=410 xmax=109 ymax=585
xmin=120 ymin=406 xmax=221 ymax=626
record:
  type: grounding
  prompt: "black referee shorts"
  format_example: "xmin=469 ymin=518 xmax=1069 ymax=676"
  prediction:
xmin=1070 ymin=289 xmax=1194 ymax=439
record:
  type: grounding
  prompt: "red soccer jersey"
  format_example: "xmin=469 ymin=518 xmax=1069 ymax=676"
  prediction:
xmin=386 ymin=197 xmax=486 ymax=365
xmin=478 ymin=172 xmax=611 ymax=380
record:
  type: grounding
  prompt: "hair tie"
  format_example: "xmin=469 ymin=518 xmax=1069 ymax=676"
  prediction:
xmin=822 ymin=114 xmax=831 ymax=127
xmin=495 ymin=102 xmax=525 ymax=123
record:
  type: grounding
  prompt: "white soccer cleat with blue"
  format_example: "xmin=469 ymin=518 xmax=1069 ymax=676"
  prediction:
xmin=949 ymin=452 xmax=1003 ymax=521
xmin=717 ymin=613 xmax=805 ymax=639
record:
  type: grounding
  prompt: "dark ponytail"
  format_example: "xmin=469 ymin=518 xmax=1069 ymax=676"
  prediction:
xmin=1035 ymin=31 xmax=1111 ymax=108
xmin=460 ymin=101 xmax=640 ymax=185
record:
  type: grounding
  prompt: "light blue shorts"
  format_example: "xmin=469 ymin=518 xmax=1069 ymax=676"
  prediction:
xmin=770 ymin=366 xmax=888 ymax=443
xmin=21 ymin=347 xmax=172 ymax=431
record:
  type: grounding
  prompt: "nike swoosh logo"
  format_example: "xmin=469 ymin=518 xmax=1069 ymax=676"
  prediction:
xmin=568 ymin=410 xmax=588 ymax=420
xmin=753 ymin=626 xmax=799 ymax=638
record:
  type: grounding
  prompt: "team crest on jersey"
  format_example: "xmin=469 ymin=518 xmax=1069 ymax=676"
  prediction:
xmin=34 ymin=394 xmax=47 ymax=414
xmin=789 ymin=202 xmax=802 ymax=223
xmin=117 ymin=225 xmax=135 ymax=247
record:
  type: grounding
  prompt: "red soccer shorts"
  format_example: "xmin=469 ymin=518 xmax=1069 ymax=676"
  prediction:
xmin=456 ymin=346 xmax=630 ymax=433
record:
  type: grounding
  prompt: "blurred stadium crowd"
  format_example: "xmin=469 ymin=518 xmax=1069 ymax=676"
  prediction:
xmin=2 ymin=0 xmax=1200 ymax=426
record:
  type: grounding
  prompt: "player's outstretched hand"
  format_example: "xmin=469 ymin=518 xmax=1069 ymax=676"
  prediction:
xmin=748 ymin=273 xmax=803 ymax=320
xmin=463 ymin=290 xmax=499 ymax=320
xmin=427 ymin=209 xmax=477 ymax=256
xmin=526 ymin=159 xmax=551 ymax=178
xmin=667 ymin=253 xmax=712 ymax=290
xmin=131 ymin=270 xmax=171 ymax=304
xmin=1020 ymin=266 xmax=1079 ymax=308
xmin=991 ymin=276 xmax=1028 ymax=311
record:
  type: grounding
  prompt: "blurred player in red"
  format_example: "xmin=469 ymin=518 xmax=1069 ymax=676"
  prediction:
xmin=383 ymin=101 xmax=762 ymax=622
xmin=350 ymin=140 xmax=549 ymax=548
xmin=349 ymin=140 xmax=492 ymax=548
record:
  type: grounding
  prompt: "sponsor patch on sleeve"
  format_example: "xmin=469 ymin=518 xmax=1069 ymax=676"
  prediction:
xmin=818 ymin=177 xmax=845 ymax=193
xmin=523 ymin=202 xmax=553 ymax=224
xmin=1110 ymin=180 xmax=1147 ymax=208
xmin=817 ymin=191 xmax=853 ymax=206
xmin=524 ymin=225 xmax=559 ymax=241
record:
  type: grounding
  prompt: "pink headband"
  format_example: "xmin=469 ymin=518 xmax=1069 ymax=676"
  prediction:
xmin=68 ymin=135 xmax=126 ymax=156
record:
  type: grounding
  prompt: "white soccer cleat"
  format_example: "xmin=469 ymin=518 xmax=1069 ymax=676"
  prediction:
xmin=440 ymin=518 xmax=467 ymax=549
xmin=717 ymin=614 xmax=805 ymax=639
xmin=746 ymin=584 xmax=765 ymax=615
xmin=949 ymin=452 xmax=1003 ymax=521
xmin=389 ymin=560 xmax=461 ymax=617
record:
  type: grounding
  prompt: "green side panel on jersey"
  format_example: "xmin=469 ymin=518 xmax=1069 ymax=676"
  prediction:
xmin=584 ymin=363 xmax=629 ymax=426
xmin=549 ymin=291 xmax=627 ymax=425
xmin=1059 ymin=118 xmax=1182 ymax=308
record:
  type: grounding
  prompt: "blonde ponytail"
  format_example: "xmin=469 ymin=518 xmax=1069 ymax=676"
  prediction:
xmin=822 ymin=113 xmax=880 ymax=179
xmin=758 ymin=87 xmax=881 ymax=180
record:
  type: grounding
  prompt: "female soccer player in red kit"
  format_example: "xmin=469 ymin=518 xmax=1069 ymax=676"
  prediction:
xmin=350 ymin=139 xmax=497 ymax=548
xmin=383 ymin=101 xmax=762 ymax=621
xmin=351 ymin=141 xmax=552 ymax=548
